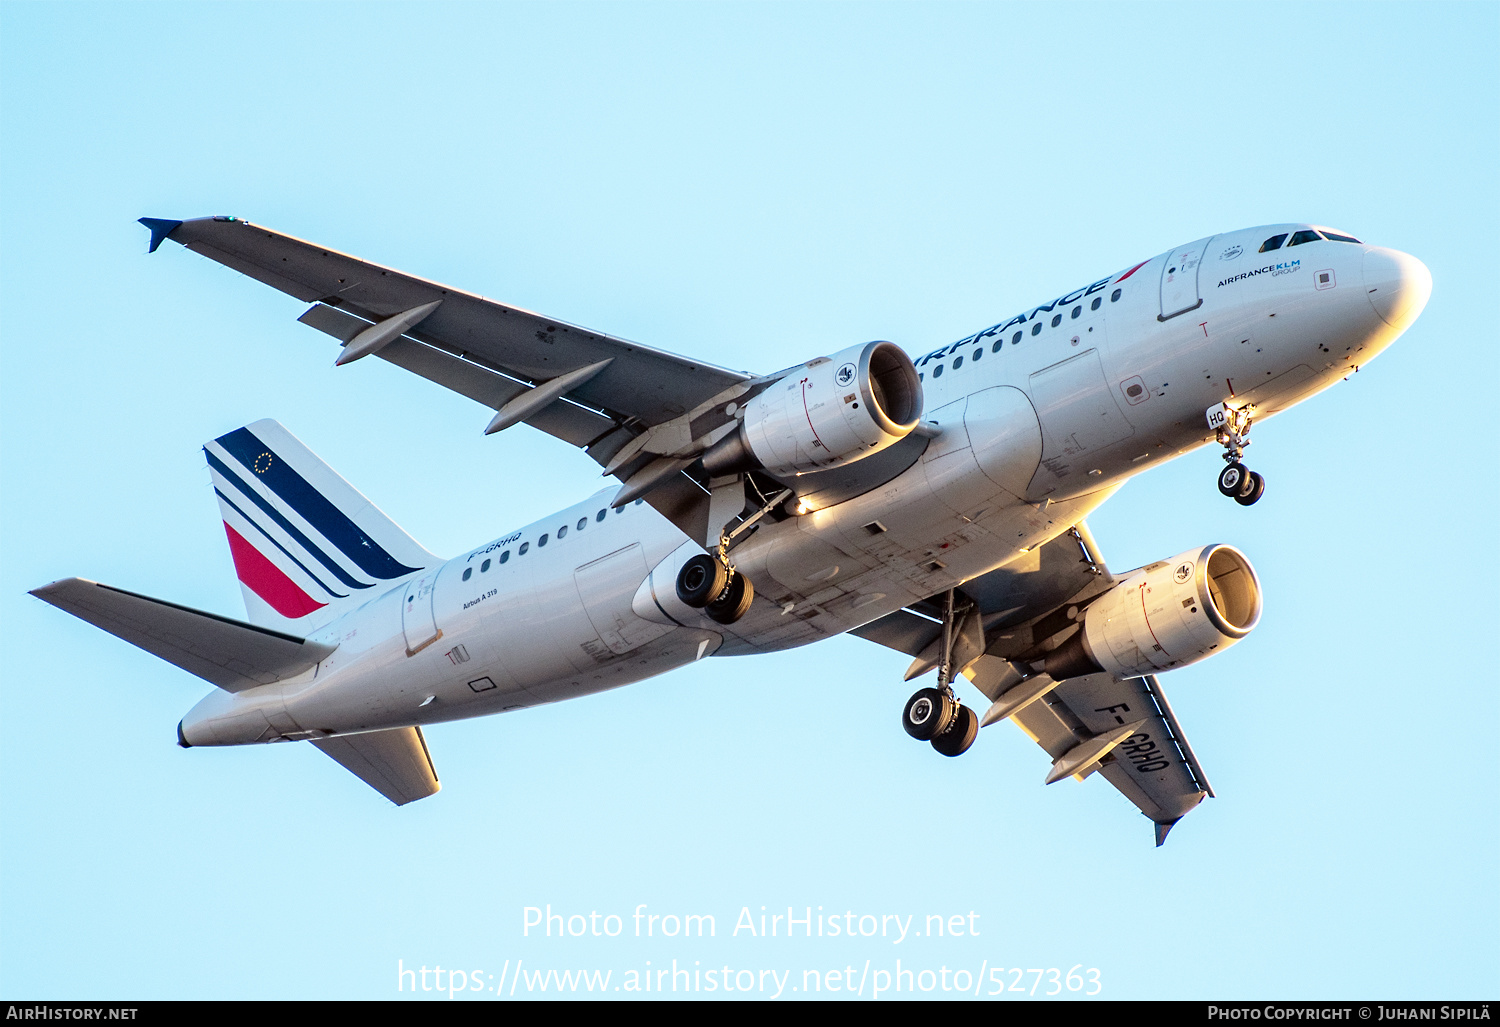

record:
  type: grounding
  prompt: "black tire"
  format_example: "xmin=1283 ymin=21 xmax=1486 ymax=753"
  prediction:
xmin=1235 ymin=470 xmax=1266 ymax=506
xmin=706 ymin=572 xmax=754 ymax=624
xmin=931 ymin=704 xmax=979 ymax=757
xmin=677 ymin=555 xmax=727 ymax=608
xmin=902 ymin=688 xmax=956 ymax=741
xmin=1217 ymin=462 xmax=1249 ymax=497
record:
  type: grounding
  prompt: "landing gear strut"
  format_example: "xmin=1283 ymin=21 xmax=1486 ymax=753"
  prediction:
xmin=1214 ymin=404 xmax=1266 ymax=506
xmin=900 ymin=589 xmax=979 ymax=757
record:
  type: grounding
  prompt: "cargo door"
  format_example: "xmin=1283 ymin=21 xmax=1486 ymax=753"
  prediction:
xmin=401 ymin=570 xmax=442 ymax=655
xmin=1159 ymin=237 xmax=1214 ymax=320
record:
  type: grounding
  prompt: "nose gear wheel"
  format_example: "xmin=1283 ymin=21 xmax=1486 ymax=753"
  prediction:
xmin=1213 ymin=404 xmax=1265 ymax=505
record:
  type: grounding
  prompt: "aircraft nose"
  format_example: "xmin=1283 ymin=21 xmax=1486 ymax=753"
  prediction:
xmin=1363 ymin=247 xmax=1432 ymax=329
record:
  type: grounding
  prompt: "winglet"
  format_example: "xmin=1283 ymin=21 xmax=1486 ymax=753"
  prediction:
xmin=1154 ymin=818 xmax=1181 ymax=847
xmin=138 ymin=217 xmax=183 ymax=253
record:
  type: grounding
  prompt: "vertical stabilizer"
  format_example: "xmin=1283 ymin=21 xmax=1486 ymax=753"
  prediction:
xmin=204 ymin=419 xmax=438 ymax=633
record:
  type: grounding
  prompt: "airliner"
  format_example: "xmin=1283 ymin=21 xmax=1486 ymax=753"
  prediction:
xmin=31 ymin=218 xmax=1431 ymax=843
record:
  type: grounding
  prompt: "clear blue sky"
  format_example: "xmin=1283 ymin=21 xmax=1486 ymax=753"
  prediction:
xmin=2 ymin=1 xmax=1495 ymax=1001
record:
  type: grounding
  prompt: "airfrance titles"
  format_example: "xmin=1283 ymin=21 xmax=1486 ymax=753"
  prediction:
xmin=1218 ymin=260 xmax=1301 ymax=288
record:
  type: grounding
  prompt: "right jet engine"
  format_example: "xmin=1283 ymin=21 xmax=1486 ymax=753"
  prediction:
xmin=1044 ymin=545 xmax=1262 ymax=680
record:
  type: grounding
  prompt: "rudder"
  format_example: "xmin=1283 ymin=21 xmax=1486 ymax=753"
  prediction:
xmin=205 ymin=419 xmax=438 ymax=632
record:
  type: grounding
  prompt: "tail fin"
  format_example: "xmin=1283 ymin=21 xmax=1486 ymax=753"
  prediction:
xmin=205 ymin=419 xmax=438 ymax=632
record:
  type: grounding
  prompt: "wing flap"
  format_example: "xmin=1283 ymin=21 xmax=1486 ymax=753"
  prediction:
xmin=30 ymin=578 xmax=335 ymax=692
xmin=848 ymin=608 xmax=942 ymax=656
xmin=1046 ymin=672 xmax=1208 ymax=823
xmin=312 ymin=727 xmax=439 ymax=806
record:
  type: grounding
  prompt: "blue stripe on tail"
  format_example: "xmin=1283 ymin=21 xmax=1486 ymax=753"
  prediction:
xmin=205 ymin=450 xmax=374 ymax=591
xmin=213 ymin=487 xmax=348 ymax=600
xmin=214 ymin=427 xmax=422 ymax=580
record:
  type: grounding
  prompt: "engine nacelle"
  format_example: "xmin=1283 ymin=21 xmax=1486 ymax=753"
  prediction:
xmin=703 ymin=340 xmax=922 ymax=477
xmin=1045 ymin=544 xmax=1262 ymax=680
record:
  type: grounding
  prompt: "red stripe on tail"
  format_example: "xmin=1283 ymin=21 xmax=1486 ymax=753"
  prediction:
xmin=223 ymin=523 xmax=326 ymax=618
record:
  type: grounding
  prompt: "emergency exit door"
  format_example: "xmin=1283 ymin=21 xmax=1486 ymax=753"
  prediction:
xmin=401 ymin=570 xmax=442 ymax=655
xmin=1159 ymin=237 xmax=1214 ymax=320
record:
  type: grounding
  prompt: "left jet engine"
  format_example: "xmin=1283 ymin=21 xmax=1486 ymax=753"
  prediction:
xmin=1044 ymin=544 xmax=1263 ymax=680
xmin=703 ymin=340 xmax=923 ymax=477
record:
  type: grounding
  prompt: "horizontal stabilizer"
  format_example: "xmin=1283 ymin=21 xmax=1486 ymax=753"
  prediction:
xmin=30 ymin=578 xmax=335 ymax=692
xmin=313 ymin=728 xmax=439 ymax=806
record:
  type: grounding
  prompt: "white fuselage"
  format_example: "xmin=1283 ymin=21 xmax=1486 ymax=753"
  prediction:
xmin=180 ymin=226 xmax=1426 ymax=746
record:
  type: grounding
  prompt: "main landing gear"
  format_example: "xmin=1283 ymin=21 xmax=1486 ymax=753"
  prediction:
xmin=1214 ymin=404 xmax=1266 ymax=506
xmin=675 ymin=552 xmax=755 ymax=625
xmin=901 ymin=589 xmax=979 ymax=758
xmin=675 ymin=485 xmax=791 ymax=626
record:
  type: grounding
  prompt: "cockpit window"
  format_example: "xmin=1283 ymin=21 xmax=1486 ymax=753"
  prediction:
xmin=1320 ymin=230 xmax=1362 ymax=244
xmin=1259 ymin=234 xmax=1288 ymax=253
xmin=1287 ymin=230 xmax=1323 ymax=247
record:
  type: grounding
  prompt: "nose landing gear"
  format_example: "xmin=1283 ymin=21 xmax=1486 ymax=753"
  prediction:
xmin=1217 ymin=462 xmax=1266 ymax=506
xmin=1213 ymin=404 xmax=1266 ymax=506
xmin=900 ymin=589 xmax=980 ymax=757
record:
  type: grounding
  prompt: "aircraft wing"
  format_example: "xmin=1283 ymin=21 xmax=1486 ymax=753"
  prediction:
xmin=851 ymin=521 xmax=1213 ymax=844
xmin=141 ymin=216 xmax=759 ymax=538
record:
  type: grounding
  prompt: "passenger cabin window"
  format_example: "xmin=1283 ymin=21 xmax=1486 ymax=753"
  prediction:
xmin=557 ymin=525 xmax=567 ymax=539
xmin=1322 ymin=231 xmax=1362 ymax=244
xmin=519 ymin=542 xmax=529 ymax=554
xmin=596 ymin=509 xmax=606 ymax=522
xmin=539 ymin=533 xmax=549 ymax=547
xmin=462 ymin=567 xmax=472 ymax=581
xmin=1071 ymin=305 xmax=1081 ymax=319
xmin=1091 ymin=297 xmax=1102 ymax=310
xmin=481 ymin=559 xmax=491 ymax=572
xmin=952 ymin=356 xmax=963 ymax=370
xmin=500 ymin=550 xmax=510 ymax=564
xmin=1031 ymin=322 xmax=1042 ymax=336
xmin=1011 ymin=331 xmax=1022 ymax=344
xmin=991 ymin=339 xmax=1003 ymax=353
xmin=1287 ymin=230 xmax=1323 ymax=247
xmin=1111 ymin=288 xmax=1122 ymax=302
xmin=1050 ymin=314 xmax=1062 ymax=327
xmin=932 ymin=364 xmax=944 ymax=378
xmin=577 ymin=517 xmax=587 ymax=531
xmin=972 ymin=347 xmax=982 ymax=361
xmin=1259 ymin=234 xmax=1288 ymax=252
